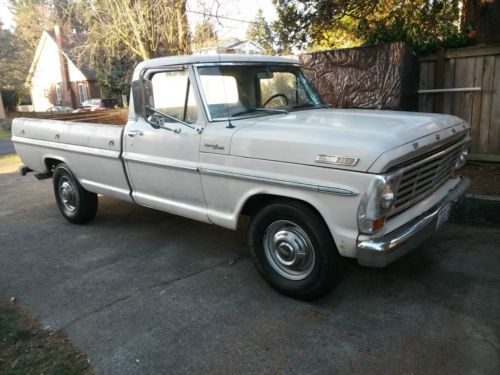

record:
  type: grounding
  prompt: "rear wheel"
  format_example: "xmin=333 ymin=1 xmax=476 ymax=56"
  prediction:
xmin=248 ymin=200 xmax=343 ymax=300
xmin=53 ymin=163 xmax=97 ymax=224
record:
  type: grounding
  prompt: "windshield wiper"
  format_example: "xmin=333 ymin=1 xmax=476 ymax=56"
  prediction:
xmin=231 ymin=107 xmax=289 ymax=117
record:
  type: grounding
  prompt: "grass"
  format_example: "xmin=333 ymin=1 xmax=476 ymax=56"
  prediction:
xmin=0 ymin=130 xmax=11 ymax=140
xmin=0 ymin=299 xmax=92 ymax=375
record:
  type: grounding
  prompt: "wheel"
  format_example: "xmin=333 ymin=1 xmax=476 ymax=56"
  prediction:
xmin=248 ymin=200 xmax=343 ymax=300
xmin=52 ymin=163 xmax=98 ymax=224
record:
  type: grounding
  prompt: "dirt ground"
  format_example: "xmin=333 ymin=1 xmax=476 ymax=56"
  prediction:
xmin=461 ymin=161 xmax=500 ymax=196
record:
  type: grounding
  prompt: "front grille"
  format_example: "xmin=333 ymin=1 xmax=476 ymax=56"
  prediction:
xmin=391 ymin=141 xmax=463 ymax=216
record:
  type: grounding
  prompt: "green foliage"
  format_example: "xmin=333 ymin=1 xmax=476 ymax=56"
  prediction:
xmin=246 ymin=9 xmax=275 ymax=55
xmin=273 ymin=0 xmax=470 ymax=55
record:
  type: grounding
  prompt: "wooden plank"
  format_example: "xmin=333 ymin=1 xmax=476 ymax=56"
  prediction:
xmin=453 ymin=58 xmax=467 ymax=119
xmin=468 ymin=153 xmax=500 ymax=162
xmin=434 ymin=50 xmax=446 ymax=112
xmin=419 ymin=44 xmax=500 ymax=62
xmin=461 ymin=57 xmax=476 ymax=124
xmin=418 ymin=62 xmax=429 ymax=112
xmin=442 ymin=58 xmax=455 ymax=114
xmin=426 ymin=61 xmax=435 ymax=112
xmin=470 ymin=56 xmax=484 ymax=153
xmin=478 ymin=56 xmax=495 ymax=153
xmin=489 ymin=55 xmax=500 ymax=153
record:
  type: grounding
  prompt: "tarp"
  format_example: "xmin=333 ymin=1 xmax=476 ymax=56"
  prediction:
xmin=300 ymin=42 xmax=419 ymax=111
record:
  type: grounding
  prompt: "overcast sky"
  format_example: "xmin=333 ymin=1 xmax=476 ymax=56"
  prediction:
xmin=0 ymin=0 xmax=277 ymax=38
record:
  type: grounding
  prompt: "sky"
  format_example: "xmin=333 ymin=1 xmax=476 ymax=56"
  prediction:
xmin=0 ymin=0 xmax=277 ymax=38
xmin=0 ymin=0 xmax=15 ymax=30
xmin=186 ymin=0 xmax=277 ymax=40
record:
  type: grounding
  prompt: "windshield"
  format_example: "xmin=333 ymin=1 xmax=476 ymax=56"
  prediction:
xmin=196 ymin=64 xmax=326 ymax=121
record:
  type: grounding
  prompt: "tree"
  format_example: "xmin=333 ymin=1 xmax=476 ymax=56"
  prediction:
xmin=273 ymin=0 xmax=469 ymax=55
xmin=192 ymin=18 xmax=217 ymax=50
xmin=72 ymin=0 xmax=191 ymax=95
xmin=462 ymin=0 xmax=500 ymax=44
xmin=0 ymin=20 xmax=31 ymax=108
xmin=246 ymin=9 xmax=274 ymax=55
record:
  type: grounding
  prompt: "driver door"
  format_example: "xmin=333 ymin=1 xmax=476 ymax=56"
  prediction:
xmin=123 ymin=67 xmax=208 ymax=222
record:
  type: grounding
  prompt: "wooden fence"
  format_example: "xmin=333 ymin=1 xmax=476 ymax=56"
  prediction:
xmin=419 ymin=45 xmax=500 ymax=158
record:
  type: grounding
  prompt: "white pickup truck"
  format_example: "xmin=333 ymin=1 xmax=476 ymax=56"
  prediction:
xmin=13 ymin=55 xmax=470 ymax=300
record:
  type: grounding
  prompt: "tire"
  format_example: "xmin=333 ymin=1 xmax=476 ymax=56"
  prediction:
xmin=248 ymin=200 xmax=343 ymax=300
xmin=52 ymin=163 xmax=98 ymax=224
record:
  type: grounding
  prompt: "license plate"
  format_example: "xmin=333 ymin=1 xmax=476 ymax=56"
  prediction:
xmin=436 ymin=202 xmax=451 ymax=230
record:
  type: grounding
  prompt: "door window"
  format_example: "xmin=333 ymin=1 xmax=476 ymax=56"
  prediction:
xmin=151 ymin=71 xmax=198 ymax=123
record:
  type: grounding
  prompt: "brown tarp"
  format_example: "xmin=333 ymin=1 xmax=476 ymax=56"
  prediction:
xmin=300 ymin=42 xmax=419 ymax=111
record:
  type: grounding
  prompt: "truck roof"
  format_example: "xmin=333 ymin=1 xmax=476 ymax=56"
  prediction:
xmin=134 ymin=54 xmax=300 ymax=75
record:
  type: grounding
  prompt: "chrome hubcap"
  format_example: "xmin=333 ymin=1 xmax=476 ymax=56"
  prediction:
xmin=59 ymin=177 xmax=76 ymax=211
xmin=263 ymin=220 xmax=315 ymax=280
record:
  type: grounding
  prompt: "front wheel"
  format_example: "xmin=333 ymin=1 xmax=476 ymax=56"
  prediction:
xmin=53 ymin=163 xmax=98 ymax=224
xmin=248 ymin=200 xmax=343 ymax=300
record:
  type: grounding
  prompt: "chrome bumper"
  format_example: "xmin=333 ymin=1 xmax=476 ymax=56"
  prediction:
xmin=356 ymin=177 xmax=470 ymax=268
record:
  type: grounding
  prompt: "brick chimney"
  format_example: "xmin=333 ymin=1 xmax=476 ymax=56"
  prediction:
xmin=54 ymin=25 xmax=74 ymax=108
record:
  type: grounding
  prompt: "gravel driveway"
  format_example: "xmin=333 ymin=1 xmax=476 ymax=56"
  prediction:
xmin=0 ymin=171 xmax=499 ymax=374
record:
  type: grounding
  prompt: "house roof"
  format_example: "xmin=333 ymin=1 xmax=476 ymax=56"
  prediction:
xmin=46 ymin=30 xmax=97 ymax=80
xmin=27 ymin=30 xmax=96 ymax=86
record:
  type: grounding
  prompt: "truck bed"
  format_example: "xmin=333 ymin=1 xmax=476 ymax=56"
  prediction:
xmin=12 ymin=117 xmax=132 ymax=202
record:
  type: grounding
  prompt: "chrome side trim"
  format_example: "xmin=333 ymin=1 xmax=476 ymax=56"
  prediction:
xmin=12 ymin=136 xmax=120 ymax=159
xmin=79 ymin=179 xmax=131 ymax=197
xmin=123 ymin=152 xmax=199 ymax=172
xmin=200 ymin=168 xmax=357 ymax=196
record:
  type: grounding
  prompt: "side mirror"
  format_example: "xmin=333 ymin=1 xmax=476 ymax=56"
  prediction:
xmin=131 ymin=79 xmax=154 ymax=118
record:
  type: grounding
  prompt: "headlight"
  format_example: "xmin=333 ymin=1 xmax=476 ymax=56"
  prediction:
xmin=358 ymin=175 xmax=397 ymax=234
xmin=455 ymin=144 xmax=469 ymax=170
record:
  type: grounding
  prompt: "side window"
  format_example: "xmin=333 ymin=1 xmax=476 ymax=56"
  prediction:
xmin=151 ymin=70 xmax=198 ymax=123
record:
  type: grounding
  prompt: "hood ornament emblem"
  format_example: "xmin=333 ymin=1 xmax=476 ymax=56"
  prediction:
xmin=316 ymin=155 xmax=359 ymax=167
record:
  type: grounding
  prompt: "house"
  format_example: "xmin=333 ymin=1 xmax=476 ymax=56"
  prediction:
xmin=27 ymin=26 xmax=102 ymax=112
xmin=193 ymin=38 xmax=265 ymax=55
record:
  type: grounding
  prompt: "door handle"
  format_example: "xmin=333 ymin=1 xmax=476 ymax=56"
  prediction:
xmin=127 ymin=129 xmax=143 ymax=137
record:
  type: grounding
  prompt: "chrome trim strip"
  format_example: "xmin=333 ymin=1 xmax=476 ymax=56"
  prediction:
xmin=200 ymin=168 xmax=356 ymax=196
xmin=12 ymin=136 xmax=119 ymax=159
xmin=123 ymin=152 xmax=199 ymax=172
xmin=79 ymin=179 xmax=131 ymax=196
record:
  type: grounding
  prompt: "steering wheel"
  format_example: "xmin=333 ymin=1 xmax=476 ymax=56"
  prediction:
xmin=263 ymin=93 xmax=289 ymax=107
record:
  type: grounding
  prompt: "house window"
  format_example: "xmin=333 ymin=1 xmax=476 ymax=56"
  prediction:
xmin=55 ymin=84 xmax=62 ymax=104
xmin=78 ymin=83 xmax=89 ymax=104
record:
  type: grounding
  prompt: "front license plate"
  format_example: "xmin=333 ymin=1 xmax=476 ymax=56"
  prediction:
xmin=436 ymin=202 xmax=451 ymax=230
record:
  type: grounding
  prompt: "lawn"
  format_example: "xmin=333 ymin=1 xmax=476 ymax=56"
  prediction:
xmin=0 ymin=300 xmax=92 ymax=374
xmin=0 ymin=130 xmax=11 ymax=140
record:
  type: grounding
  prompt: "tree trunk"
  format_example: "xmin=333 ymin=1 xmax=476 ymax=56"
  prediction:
xmin=462 ymin=0 xmax=500 ymax=44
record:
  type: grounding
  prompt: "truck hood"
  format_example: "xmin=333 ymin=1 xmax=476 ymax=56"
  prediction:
xmin=230 ymin=109 xmax=467 ymax=172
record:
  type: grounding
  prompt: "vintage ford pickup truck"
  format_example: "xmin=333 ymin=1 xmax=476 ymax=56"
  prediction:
xmin=12 ymin=55 xmax=470 ymax=300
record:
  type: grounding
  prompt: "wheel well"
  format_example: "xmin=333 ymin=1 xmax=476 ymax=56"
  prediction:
xmin=239 ymin=194 xmax=326 ymax=226
xmin=44 ymin=158 xmax=64 ymax=172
